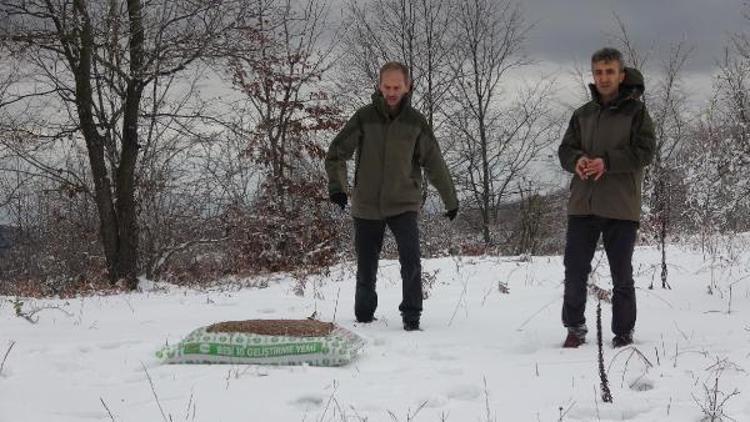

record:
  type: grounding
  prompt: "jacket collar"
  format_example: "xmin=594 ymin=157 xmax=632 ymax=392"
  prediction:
xmin=372 ymin=90 xmax=412 ymax=119
xmin=589 ymin=84 xmax=640 ymax=108
xmin=588 ymin=80 xmax=643 ymax=110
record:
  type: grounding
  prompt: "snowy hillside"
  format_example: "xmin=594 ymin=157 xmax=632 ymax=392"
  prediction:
xmin=2 ymin=243 xmax=749 ymax=421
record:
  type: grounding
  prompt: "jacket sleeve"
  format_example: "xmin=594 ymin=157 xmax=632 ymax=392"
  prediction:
xmin=325 ymin=111 xmax=362 ymax=195
xmin=604 ymin=104 xmax=656 ymax=173
xmin=558 ymin=113 xmax=584 ymax=173
xmin=418 ymin=123 xmax=458 ymax=211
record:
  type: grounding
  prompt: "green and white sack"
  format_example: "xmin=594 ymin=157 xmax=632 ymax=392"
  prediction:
xmin=156 ymin=320 xmax=365 ymax=367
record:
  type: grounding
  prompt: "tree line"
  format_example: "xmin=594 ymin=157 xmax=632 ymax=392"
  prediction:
xmin=0 ymin=0 xmax=748 ymax=295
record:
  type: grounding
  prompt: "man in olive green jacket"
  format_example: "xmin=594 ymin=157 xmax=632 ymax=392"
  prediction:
xmin=325 ymin=62 xmax=458 ymax=331
xmin=558 ymin=48 xmax=655 ymax=348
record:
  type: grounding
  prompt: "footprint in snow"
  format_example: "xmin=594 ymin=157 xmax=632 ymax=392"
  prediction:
xmin=98 ymin=340 xmax=142 ymax=350
xmin=290 ymin=394 xmax=325 ymax=409
xmin=428 ymin=351 xmax=458 ymax=361
xmin=437 ymin=367 xmax=463 ymax=376
xmin=371 ymin=337 xmax=387 ymax=346
xmin=628 ymin=376 xmax=655 ymax=392
xmin=445 ymin=384 xmax=481 ymax=401
xmin=420 ymin=395 xmax=449 ymax=408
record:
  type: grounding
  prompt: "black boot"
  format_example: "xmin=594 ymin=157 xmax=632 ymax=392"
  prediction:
xmin=612 ymin=332 xmax=633 ymax=348
xmin=403 ymin=320 xmax=420 ymax=331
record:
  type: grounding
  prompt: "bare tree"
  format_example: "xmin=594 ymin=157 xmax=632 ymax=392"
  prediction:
xmin=134 ymin=68 xmax=235 ymax=280
xmin=210 ymin=0 xmax=347 ymax=278
xmin=230 ymin=0 xmax=341 ymax=198
xmin=608 ymin=12 xmax=651 ymax=73
xmin=342 ymin=0 xmax=457 ymax=129
xmin=447 ymin=0 xmax=556 ymax=245
xmin=645 ymin=41 xmax=693 ymax=289
xmin=0 ymin=0 xmax=246 ymax=287
xmin=511 ymin=182 xmax=564 ymax=256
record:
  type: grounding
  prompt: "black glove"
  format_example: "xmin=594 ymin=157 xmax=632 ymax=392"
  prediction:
xmin=330 ymin=192 xmax=347 ymax=210
xmin=444 ymin=207 xmax=458 ymax=221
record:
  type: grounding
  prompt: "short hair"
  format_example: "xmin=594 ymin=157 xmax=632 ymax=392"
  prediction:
xmin=591 ymin=47 xmax=624 ymax=71
xmin=379 ymin=61 xmax=410 ymax=84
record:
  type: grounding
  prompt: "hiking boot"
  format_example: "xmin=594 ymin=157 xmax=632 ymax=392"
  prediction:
xmin=403 ymin=320 xmax=420 ymax=331
xmin=563 ymin=331 xmax=585 ymax=348
xmin=356 ymin=316 xmax=377 ymax=323
xmin=562 ymin=325 xmax=587 ymax=348
xmin=612 ymin=333 xmax=633 ymax=348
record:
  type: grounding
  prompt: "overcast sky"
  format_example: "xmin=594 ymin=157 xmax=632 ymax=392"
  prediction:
xmin=461 ymin=0 xmax=750 ymax=182
xmin=516 ymin=0 xmax=747 ymax=106
xmin=523 ymin=0 xmax=746 ymax=71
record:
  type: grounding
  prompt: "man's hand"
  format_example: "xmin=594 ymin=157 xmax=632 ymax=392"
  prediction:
xmin=583 ymin=157 xmax=606 ymax=181
xmin=444 ymin=207 xmax=458 ymax=221
xmin=575 ymin=156 xmax=590 ymax=180
xmin=330 ymin=192 xmax=347 ymax=210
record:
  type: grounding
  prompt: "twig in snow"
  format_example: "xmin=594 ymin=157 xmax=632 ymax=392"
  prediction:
xmin=184 ymin=389 xmax=196 ymax=422
xmin=141 ymin=362 xmax=171 ymax=422
xmin=607 ymin=345 xmax=654 ymax=388
xmin=557 ymin=400 xmax=575 ymax=421
xmin=667 ymin=396 xmax=672 ymax=416
xmin=593 ymin=385 xmax=601 ymax=421
xmin=597 ymin=300 xmax=613 ymax=403
xmin=99 ymin=397 xmax=116 ymax=422
xmin=317 ymin=380 xmax=338 ymax=422
xmin=481 ymin=286 xmax=494 ymax=306
xmin=727 ymin=280 xmax=742 ymax=314
xmin=691 ymin=374 xmax=741 ymax=422
xmin=386 ymin=400 xmax=428 ymax=422
xmin=9 ymin=298 xmax=73 ymax=324
xmin=516 ymin=294 xmax=560 ymax=331
xmin=0 ymin=340 xmax=16 ymax=376
xmin=482 ymin=376 xmax=494 ymax=422
xmin=447 ymin=274 xmax=469 ymax=326
xmin=673 ymin=321 xmax=690 ymax=341
xmin=332 ymin=287 xmax=341 ymax=323
xmin=705 ymin=356 xmax=745 ymax=374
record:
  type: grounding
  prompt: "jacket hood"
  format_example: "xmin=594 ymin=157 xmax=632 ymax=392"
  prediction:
xmin=622 ymin=67 xmax=644 ymax=99
xmin=588 ymin=66 xmax=645 ymax=106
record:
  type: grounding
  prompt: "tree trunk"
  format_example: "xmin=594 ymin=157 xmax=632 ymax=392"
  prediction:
xmin=111 ymin=0 xmax=146 ymax=287
xmin=71 ymin=0 xmax=123 ymax=283
xmin=70 ymin=0 xmax=142 ymax=287
xmin=478 ymin=108 xmax=491 ymax=245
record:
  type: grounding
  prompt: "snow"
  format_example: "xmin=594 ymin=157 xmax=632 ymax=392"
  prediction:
xmin=2 ymin=244 xmax=750 ymax=421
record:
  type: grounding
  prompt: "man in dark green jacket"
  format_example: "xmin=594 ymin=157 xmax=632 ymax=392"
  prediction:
xmin=558 ymin=48 xmax=655 ymax=348
xmin=325 ymin=62 xmax=458 ymax=331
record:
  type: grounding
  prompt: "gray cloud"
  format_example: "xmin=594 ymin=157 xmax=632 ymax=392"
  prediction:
xmin=522 ymin=0 xmax=747 ymax=73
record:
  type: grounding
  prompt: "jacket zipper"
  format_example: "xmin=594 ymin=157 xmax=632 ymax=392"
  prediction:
xmin=590 ymin=107 xmax=604 ymax=212
xmin=379 ymin=117 xmax=391 ymax=217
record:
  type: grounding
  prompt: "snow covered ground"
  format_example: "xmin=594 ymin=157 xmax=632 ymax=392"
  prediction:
xmin=2 ymin=242 xmax=750 ymax=421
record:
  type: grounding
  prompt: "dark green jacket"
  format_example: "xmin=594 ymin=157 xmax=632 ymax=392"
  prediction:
xmin=325 ymin=92 xmax=457 ymax=220
xmin=558 ymin=68 xmax=656 ymax=222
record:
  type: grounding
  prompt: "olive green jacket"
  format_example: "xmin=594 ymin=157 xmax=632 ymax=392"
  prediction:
xmin=325 ymin=92 xmax=457 ymax=220
xmin=558 ymin=69 xmax=656 ymax=222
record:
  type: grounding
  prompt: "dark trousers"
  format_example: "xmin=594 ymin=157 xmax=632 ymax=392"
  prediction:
xmin=354 ymin=211 xmax=422 ymax=323
xmin=562 ymin=215 xmax=638 ymax=336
